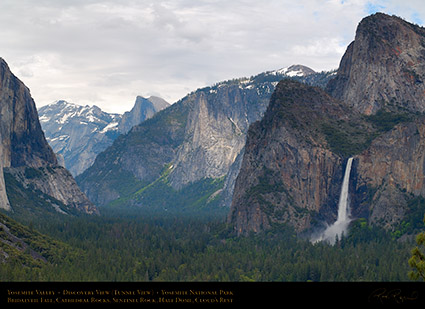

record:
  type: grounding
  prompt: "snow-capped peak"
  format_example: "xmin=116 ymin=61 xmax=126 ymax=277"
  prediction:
xmin=271 ymin=64 xmax=316 ymax=77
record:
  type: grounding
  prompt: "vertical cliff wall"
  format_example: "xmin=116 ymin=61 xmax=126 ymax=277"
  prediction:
xmin=229 ymin=80 xmax=362 ymax=235
xmin=352 ymin=118 xmax=425 ymax=230
xmin=0 ymin=57 xmax=96 ymax=214
xmin=327 ymin=13 xmax=425 ymax=115
xmin=230 ymin=13 xmax=425 ymax=236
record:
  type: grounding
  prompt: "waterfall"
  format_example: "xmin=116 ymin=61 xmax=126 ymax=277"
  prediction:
xmin=313 ymin=157 xmax=353 ymax=244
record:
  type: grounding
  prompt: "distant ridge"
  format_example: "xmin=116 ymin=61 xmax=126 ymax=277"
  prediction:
xmin=38 ymin=96 xmax=169 ymax=176
xmin=76 ymin=64 xmax=335 ymax=211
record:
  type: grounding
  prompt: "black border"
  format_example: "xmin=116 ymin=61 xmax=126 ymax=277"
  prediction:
xmin=1 ymin=281 xmax=425 ymax=306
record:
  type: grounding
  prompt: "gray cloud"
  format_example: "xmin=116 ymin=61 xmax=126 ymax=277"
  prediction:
xmin=0 ymin=0 xmax=423 ymax=113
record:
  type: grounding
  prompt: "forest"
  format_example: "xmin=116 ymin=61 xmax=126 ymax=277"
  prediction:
xmin=0 ymin=205 xmax=423 ymax=282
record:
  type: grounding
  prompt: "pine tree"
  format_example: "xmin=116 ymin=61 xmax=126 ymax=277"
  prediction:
xmin=408 ymin=216 xmax=425 ymax=281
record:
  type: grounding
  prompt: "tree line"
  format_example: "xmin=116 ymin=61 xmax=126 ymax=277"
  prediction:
xmin=1 ymin=208 xmax=421 ymax=282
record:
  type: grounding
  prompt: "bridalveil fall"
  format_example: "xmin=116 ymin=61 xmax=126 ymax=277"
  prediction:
xmin=313 ymin=157 xmax=353 ymax=244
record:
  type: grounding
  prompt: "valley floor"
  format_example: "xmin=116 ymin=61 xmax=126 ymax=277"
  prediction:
xmin=0 ymin=207 xmax=418 ymax=282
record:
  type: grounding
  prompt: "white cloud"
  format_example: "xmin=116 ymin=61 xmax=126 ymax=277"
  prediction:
xmin=0 ymin=0 xmax=423 ymax=113
xmin=366 ymin=0 xmax=425 ymax=24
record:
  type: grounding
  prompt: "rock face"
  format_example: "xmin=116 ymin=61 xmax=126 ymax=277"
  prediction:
xmin=230 ymin=13 xmax=425 ymax=236
xmin=0 ymin=60 xmax=57 ymax=169
xmin=77 ymin=100 xmax=188 ymax=206
xmin=353 ymin=118 xmax=425 ymax=229
xmin=168 ymin=83 xmax=270 ymax=189
xmin=77 ymin=65 xmax=336 ymax=208
xmin=328 ymin=13 xmax=425 ymax=232
xmin=39 ymin=96 xmax=169 ymax=176
xmin=77 ymin=81 xmax=269 ymax=206
xmin=39 ymin=101 xmax=122 ymax=176
xmin=327 ymin=13 xmax=425 ymax=115
xmin=229 ymin=80 xmax=365 ymax=235
xmin=169 ymin=65 xmax=336 ymax=191
xmin=0 ymin=57 xmax=96 ymax=214
xmin=118 ymin=96 xmax=169 ymax=134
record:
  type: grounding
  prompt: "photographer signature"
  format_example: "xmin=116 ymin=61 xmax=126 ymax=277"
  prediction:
xmin=368 ymin=288 xmax=419 ymax=304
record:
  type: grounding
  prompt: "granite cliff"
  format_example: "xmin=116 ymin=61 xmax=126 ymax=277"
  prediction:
xmin=229 ymin=80 xmax=375 ymax=235
xmin=39 ymin=96 xmax=169 ymax=176
xmin=330 ymin=13 xmax=425 ymax=233
xmin=0 ymin=57 xmax=96 ymax=215
xmin=327 ymin=13 xmax=425 ymax=115
xmin=230 ymin=13 xmax=425 ymax=237
xmin=39 ymin=100 xmax=122 ymax=176
xmin=77 ymin=66 xmax=335 ymax=209
xmin=167 ymin=81 xmax=270 ymax=189
xmin=118 ymin=95 xmax=169 ymax=134
xmin=353 ymin=118 xmax=425 ymax=230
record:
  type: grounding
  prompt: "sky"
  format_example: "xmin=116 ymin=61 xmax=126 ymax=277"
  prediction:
xmin=0 ymin=0 xmax=424 ymax=113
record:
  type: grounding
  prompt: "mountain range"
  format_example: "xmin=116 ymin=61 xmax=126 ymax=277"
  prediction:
xmin=75 ymin=65 xmax=335 ymax=211
xmin=2 ymin=11 xmax=425 ymax=283
xmin=230 ymin=13 xmax=425 ymax=237
xmin=1 ymin=11 xmax=424 ymax=246
xmin=38 ymin=96 xmax=169 ymax=176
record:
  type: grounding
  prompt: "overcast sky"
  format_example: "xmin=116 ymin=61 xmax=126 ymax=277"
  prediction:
xmin=0 ymin=0 xmax=424 ymax=113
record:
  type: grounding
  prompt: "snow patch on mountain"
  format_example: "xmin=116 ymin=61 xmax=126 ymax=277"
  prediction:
xmin=38 ymin=96 xmax=169 ymax=176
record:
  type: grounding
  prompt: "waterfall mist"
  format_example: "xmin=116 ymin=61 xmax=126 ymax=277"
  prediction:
xmin=312 ymin=157 xmax=353 ymax=245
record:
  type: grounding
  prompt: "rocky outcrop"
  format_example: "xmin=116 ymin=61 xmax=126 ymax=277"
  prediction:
xmin=228 ymin=79 xmax=423 ymax=236
xmin=0 ymin=57 xmax=96 ymax=214
xmin=166 ymin=67 xmax=336 ymax=193
xmin=327 ymin=13 xmax=425 ymax=115
xmin=324 ymin=13 xmax=425 ymax=231
xmin=39 ymin=96 xmax=169 ymax=176
xmin=0 ymin=158 xmax=9 ymax=210
xmin=220 ymin=148 xmax=245 ymax=209
xmin=6 ymin=166 xmax=98 ymax=214
xmin=76 ymin=101 xmax=188 ymax=206
xmin=118 ymin=96 xmax=169 ymax=134
xmin=0 ymin=59 xmax=57 ymax=169
xmin=39 ymin=100 xmax=122 ymax=176
xmin=77 ymin=65 xmax=335 ymax=208
xmin=168 ymin=84 xmax=270 ymax=189
xmin=352 ymin=117 xmax=425 ymax=230
xmin=228 ymin=80 xmax=360 ymax=235
xmin=231 ymin=13 xmax=425 ymax=236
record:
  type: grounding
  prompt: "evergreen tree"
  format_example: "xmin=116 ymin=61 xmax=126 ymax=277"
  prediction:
xmin=408 ymin=216 xmax=425 ymax=281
